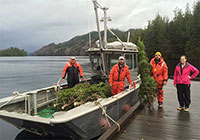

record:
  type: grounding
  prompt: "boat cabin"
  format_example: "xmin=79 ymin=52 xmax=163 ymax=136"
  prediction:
xmin=87 ymin=41 xmax=138 ymax=80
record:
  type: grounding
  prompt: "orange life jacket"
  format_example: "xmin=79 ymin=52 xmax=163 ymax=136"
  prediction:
xmin=150 ymin=57 xmax=168 ymax=85
xmin=109 ymin=64 xmax=132 ymax=84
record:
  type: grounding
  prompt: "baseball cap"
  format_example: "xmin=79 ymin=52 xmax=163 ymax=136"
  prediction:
xmin=119 ymin=56 xmax=125 ymax=60
xmin=70 ymin=56 xmax=76 ymax=60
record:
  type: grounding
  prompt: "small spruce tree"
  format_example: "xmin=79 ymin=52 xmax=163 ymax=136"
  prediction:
xmin=137 ymin=38 xmax=157 ymax=111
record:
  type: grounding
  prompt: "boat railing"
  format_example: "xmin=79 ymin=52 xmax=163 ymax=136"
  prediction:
xmin=0 ymin=78 xmax=92 ymax=116
xmin=0 ymin=75 xmax=140 ymax=116
xmin=0 ymin=81 xmax=68 ymax=115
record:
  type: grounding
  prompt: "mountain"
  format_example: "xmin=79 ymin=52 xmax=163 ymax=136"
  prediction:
xmin=32 ymin=29 xmax=142 ymax=56
xmin=31 ymin=1 xmax=200 ymax=78
xmin=32 ymin=31 xmax=99 ymax=56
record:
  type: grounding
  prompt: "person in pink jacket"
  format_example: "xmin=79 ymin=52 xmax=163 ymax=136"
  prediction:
xmin=174 ymin=55 xmax=199 ymax=112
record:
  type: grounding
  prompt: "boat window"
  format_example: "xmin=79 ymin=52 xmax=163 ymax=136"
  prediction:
xmin=134 ymin=53 xmax=138 ymax=69
xmin=125 ymin=54 xmax=133 ymax=69
xmin=90 ymin=54 xmax=101 ymax=71
xmin=107 ymin=54 xmax=121 ymax=72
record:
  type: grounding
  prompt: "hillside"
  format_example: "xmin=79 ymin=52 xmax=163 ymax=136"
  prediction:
xmin=0 ymin=47 xmax=27 ymax=56
xmin=32 ymin=29 xmax=142 ymax=56
xmin=32 ymin=1 xmax=200 ymax=77
xmin=32 ymin=31 xmax=99 ymax=56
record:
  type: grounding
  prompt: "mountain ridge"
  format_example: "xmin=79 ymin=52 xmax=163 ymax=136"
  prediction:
xmin=32 ymin=29 xmax=141 ymax=56
xmin=32 ymin=31 xmax=100 ymax=56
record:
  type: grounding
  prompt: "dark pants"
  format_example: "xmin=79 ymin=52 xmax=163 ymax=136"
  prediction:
xmin=176 ymin=84 xmax=191 ymax=108
xmin=67 ymin=77 xmax=79 ymax=88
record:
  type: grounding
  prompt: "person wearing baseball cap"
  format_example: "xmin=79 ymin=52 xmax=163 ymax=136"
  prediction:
xmin=150 ymin=52 xmax=168 ymax=108
xmin=62 ymin=56 xmax=83 ymax=88
xmin=109 ymin=56 xmax=134 ymax=95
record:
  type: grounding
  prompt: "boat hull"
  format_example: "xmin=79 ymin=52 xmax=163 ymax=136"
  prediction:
xmin=0 ymin=88 xmax=139 ymax=140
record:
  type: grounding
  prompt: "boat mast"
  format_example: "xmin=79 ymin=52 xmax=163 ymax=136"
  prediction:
xmin=92 ymin=0 xmax=107 ymax=76
xmin=127 ymin=31 xmax=130 ymax=42
xmin=92 ymin=0 xmax=103 ymax=49
xmin=93 ymin=0 xmax=127 ymax=51
xmin=103 ymin=7 xmax=109 ymax=49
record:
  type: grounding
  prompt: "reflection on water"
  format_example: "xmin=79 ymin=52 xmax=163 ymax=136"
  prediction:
xmin=15 ymin=131 xmax=67 ymax=140
xmin=15 ymin=130 xmax=99 ymax=140
xmin=0 ymin=56 xmax=91 ymax=140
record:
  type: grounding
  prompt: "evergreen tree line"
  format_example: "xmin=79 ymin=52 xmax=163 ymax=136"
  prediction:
xmin=108 ymin=1 xmax=200 ymax=77
xmin=0 ymin=47 xmax=27 ymax=56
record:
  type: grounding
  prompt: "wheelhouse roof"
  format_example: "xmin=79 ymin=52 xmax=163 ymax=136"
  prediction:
xmin=87 ymin=41 xmax=138 ymax=53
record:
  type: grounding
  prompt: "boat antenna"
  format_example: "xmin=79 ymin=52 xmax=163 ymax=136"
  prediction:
xmin=127 ymin=10 xmax=133 ymax=43
xmin=87 ymin=0 xmax=92 ymax=47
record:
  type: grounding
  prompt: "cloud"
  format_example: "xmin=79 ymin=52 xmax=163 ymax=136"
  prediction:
xmin=0 ymin=0 xmax=196 ymax=52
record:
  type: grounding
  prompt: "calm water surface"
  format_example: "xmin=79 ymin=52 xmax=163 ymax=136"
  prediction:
xmin=0 ymin=56 xmax=91 ymax=140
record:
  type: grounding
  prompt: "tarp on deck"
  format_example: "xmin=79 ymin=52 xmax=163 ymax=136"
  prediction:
xmin=107 ymin=41 xmax=137 ymax=50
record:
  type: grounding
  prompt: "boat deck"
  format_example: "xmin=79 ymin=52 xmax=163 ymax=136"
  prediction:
xmin=113 ymin=79 xmax=200 ymax=140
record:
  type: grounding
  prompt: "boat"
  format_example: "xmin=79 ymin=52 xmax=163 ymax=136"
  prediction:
xmin=0 ymin=1 xmax=141 ymax=139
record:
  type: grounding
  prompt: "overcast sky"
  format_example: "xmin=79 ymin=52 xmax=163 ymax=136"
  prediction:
xmin=0 ymin=0 xmax=197 ymax=53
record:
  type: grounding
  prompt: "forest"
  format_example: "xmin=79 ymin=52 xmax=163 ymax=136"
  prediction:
xmin=0 ymin=47 xmax=27 ymax=56
xmin=108 ymin=2 xmax=200 ymax=77
xmin=33 ymin=1 xmax=200 ymax=77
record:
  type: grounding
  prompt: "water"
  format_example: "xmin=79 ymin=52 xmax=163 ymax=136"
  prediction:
xmin=0 ymin=56 xmax=91 ymax=140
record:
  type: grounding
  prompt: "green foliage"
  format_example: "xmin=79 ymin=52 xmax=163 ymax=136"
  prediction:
xmin=142 ymin=2 xmax=200 ymax=74
xmin=37 ymin=82 xmax=111 ymax=118
xmin=33 ymin=2 xmax=200 ymax=77
xmin=56 ymin=82 xmax=111 ymax=111
xmin=0 ymin=47 xmax=27 ymax=56
xmin=184 ymin=2 xmax=200 ymax=68
xmin=107 ymin=2 xmax=200 ymax=76
xmin=137 ymin=38 xmax=157 ymax=108
xmin=143 ymin=14 xmax=171 ymax=59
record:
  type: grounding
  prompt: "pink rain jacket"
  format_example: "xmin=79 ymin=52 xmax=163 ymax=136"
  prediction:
xmin=174 ymin=62 xmax=199 ymax=85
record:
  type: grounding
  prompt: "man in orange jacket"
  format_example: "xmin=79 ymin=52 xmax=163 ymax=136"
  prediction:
xmin=150 ymin=52 xmax=168 ymax=108
xmin=62 ymin=57 xmax=83 ymax=88
xmin=109 ymin=56 xmax=134 ymax=95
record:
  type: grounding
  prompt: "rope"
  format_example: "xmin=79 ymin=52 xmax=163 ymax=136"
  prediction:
xmin=54 ymin=78 xmax=64 ymax=106
xmin=0 ymin=94 xmax=18 ymax=109
xmin=54 ymin=77 xmax=67 ymax=92
xmin=95 ymin=101 xmax=121 ymax=132
xmin=53 ymin=84 xmax=61 ymax=92
xmin=0 ymin=91 xmax=28 ymax=113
